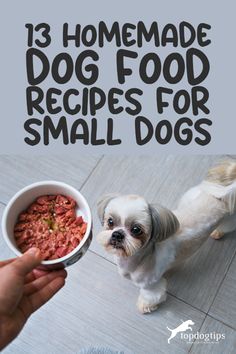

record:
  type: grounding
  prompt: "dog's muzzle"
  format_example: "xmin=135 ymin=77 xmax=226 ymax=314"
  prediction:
xmin=110 ymin=230 xmax=125 ymax=246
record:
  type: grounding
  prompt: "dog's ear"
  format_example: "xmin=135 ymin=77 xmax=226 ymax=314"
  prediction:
xmin=148 ymin=204 xmax=179 ymax=242
xmin=97 ymin=193 xmax=120 ymax=225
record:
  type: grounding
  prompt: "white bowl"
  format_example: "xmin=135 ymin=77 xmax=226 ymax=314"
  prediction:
xmin=1 ymin=181 xmax=92 ymax=269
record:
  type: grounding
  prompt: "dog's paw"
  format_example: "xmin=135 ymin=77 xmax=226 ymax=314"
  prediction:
xmin=137 ymin=302 xmax=159 ymax=314
xmin=137 ymin=297 xmax=159 ymax=314
xmin=210 ymin=230 xmax=224 ymax=240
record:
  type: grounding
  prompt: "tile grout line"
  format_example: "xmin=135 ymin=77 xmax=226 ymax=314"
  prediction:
xmin=87 ymin=248 xmax=116 ymax=266
xmin=166 ymin=291 xmax=207 ymax=316
xmin=206 ymin=246 xmax=236 ymax=317
xmin=0 ymin=155 xmax=104 ymax=206
xmin=206 ymin=313 xmax=236 ymax=331
xmin=188 ymin=245 xmax=236 ymax=352
xmin=188 ymin=313 xmax=208 ymax=353
xmin=189 ymin=312 xmax=236 ymax=352
xmin=80 ymin=155 xmax=104 ymax=191
xmin=166 ymin=246 xmax=236 ymax=331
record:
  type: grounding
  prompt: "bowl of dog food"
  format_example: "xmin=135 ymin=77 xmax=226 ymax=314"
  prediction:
xmin=1 ymin=181 xmax=92 ymax=269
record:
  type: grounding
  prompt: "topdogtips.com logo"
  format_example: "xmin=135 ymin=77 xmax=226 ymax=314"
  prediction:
xmin=166 ymin=319 xmax=225 ymax=344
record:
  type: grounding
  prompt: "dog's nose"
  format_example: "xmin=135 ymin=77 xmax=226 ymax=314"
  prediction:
xmin=111 ymin=231 xmax=124 ymax=243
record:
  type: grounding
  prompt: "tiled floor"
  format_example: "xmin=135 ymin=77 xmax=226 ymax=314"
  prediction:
xmin=0 ymin=155 xmax=235 ymax=354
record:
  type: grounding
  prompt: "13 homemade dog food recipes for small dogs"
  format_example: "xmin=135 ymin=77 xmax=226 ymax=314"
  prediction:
xmin=14 ymin=195 xmax=87 ymax=260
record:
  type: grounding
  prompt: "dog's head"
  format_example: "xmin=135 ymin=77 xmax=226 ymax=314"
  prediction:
xmin=96 ymin=194 xmax=179 ymax=257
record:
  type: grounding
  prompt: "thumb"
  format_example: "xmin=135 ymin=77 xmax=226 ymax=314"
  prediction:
xmin=9 ymin=248 xmax=42 ymax=277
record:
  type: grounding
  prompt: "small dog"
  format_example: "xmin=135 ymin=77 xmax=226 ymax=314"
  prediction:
xmin=97 ymin=160 xmax=236 ymax=313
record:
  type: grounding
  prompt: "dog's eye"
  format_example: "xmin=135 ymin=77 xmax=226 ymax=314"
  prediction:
xmin=107 ymin=217 xmax=114 ymax=228
xmin=131 ymin=225 xmax=142 ymax=236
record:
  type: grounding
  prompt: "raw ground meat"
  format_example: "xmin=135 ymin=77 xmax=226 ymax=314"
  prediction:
xmin=14 ymin=194 xmax=87 ymax=260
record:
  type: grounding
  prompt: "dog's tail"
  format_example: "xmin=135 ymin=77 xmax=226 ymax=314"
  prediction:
xmin=203 ymin=160 xmax=236 ymax=214
xmin=166 ymin=326 xmax=173 ymax=332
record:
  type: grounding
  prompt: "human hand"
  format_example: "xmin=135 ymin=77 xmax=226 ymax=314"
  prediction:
xmin=0 ymin=248 xmax=67 ymax=350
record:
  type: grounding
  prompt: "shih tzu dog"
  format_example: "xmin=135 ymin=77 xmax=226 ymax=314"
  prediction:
xmin=97 ymin=160 xmax=236 ymax=314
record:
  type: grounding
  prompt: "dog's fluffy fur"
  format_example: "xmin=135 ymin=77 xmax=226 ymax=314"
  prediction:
xmin=96 ymin=160 xmax=236 ymax=313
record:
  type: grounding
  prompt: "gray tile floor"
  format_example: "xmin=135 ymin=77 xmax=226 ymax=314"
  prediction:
xmin=0 ymin=155 xmax=235 ymax=354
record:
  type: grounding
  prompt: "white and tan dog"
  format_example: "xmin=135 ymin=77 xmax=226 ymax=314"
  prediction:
xmin=97 ymin=160 xmax=236 ymax=314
